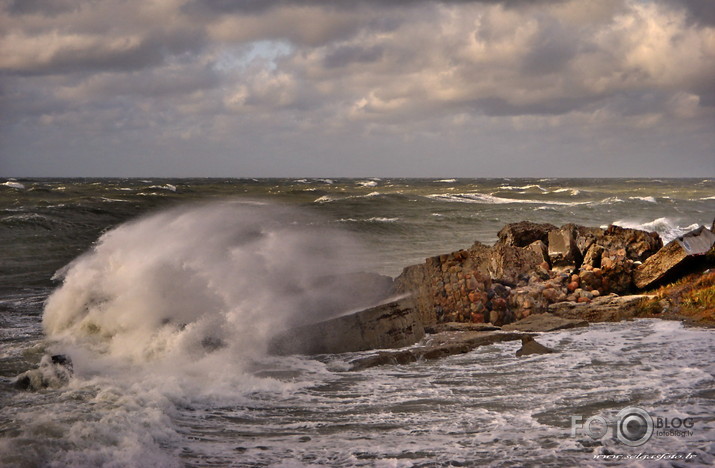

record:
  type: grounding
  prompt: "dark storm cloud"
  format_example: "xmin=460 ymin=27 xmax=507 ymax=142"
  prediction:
xmin=665 ymin=0 xmax=715 ymax=26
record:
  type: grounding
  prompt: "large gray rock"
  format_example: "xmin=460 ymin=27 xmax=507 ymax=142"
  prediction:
xmin=269 ymin=298 xmax=424 ymax=355
xmin=634 ymin=226 xmax=715 ymax=289
xmin=548 ymin=226 xmax=582 ymax=271
xmin=502 ymin=313 xmax=588 ymax=332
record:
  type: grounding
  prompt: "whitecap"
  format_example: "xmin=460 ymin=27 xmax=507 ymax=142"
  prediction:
xmin=610 ymin=217 xmax=701 ymax=243
xmin=700 ymin=196 xmax=715 ymax=201
xmin=357 ymin=180 xmax=378 ymax=188
xmin=2 ymin=181 xmax=25 ymax=190
xmin=597 ymin=197 xmax=624 ymax=204
xmin=146 ymin=184 xmax=177 ymax=192
xmin=435 ymin=179 xmax=457 ymax=183
xmin=499 ymin=184 xmax=547 ymax=192
xmin=427 ymin=192 xmax=582 ymax=206
xmin=629 ymin=196 xmax=657 ymax=203
xmin=551 ymin=188 xmax=581 ymax=196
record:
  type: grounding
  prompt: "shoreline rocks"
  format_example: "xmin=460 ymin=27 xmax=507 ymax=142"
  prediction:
xmin=271 ymin=220 xmax=714 ymax=361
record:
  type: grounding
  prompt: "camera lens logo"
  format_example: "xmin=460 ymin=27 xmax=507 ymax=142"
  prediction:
xmin=616 ymin=407 xmax=654 ymax=447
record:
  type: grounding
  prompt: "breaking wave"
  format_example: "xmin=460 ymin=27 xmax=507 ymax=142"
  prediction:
xmin=426 ymin=192 xmax=582 ymax=206
xmin=610 ymin=217 xmax=700 ymax=243
xmin=43 ymin=201 xmax=373 ymax=365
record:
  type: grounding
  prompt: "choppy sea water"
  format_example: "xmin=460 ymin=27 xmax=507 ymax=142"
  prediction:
xmin=1 ymin=178 xmax=714 ymax=467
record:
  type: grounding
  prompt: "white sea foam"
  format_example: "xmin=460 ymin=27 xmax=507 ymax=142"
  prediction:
xmin=435 ymin=179 xmax=457 ymax=183
xmin=147 ymin=184 xmax=177 ymax=192
xmin=2 ymin=180 xmax=25 ymax=189
xmin=43 ymin=201 xmax=370 ymax=363
xmin=629 ymin=196 xmax=657 ymax=203
xmin=610 ymin=217 xmax=700 ymax=243
xmin=550 ymin=188 xmax=581 ymax=196
xmin=357 ymin=180 xmax=378 ymax=187
xmin=427 ymin=192 xmax=581 ymax=206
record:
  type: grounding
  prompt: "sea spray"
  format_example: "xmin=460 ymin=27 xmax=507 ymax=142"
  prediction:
xmin=42 ymin=201 xmax=376 ymax=365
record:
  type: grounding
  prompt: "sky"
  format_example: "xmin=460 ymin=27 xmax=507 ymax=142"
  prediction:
xmin=1 ymin=0 xmax=714 ymax=178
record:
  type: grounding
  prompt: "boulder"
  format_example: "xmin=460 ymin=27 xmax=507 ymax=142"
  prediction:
xmin=516 ymin=337 xmax=556 ymax=357
xmin=582 ymin=244 xmax=605 ymax=269
xmin=269 ymin=298 xmax=424 ymax=355
xmin=634 ymin=226 xmax=715 ymax=290
xmin=488 ymin=243 xmax=543 ymax=285
xmin=502 ymin=313 xmax=588 ymax=332
xmin=600 ymin=248 xmax=635 ymax=294
xmin=497 ymin=221 xmax=557 ymax=248
xmin=548 ymin=226 xmax=582 ymax=271
xmin=572 ymin=225 xmax=605 ymax=257
xmin=599 ymin=225 xmax=662 ymax=262
xmin=527 ymin=240 xmax=550 ymax=265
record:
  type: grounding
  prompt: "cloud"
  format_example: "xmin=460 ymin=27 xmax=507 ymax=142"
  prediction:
xmin=1 ymin=0 xmax=713 ymax=176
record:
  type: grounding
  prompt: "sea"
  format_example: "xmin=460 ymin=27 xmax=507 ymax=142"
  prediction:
xmin=1 ymin=178 xmax=714 ymax=467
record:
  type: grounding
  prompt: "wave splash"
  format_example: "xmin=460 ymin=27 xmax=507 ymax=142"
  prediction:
xmin=43 ymin=201 xmax=372 ymax=365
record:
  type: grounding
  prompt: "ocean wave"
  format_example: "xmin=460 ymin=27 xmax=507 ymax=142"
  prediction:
xmin=357 ymin=180 xmax=378 ymax=188
xmin=314 ymin=192 xmax=383 ymax=203
xmin=2 ymin=180 xmax=25 ymax=190
xmin=99 ymin=197 xmax=131 ymax=203
xmin=597 ymin=197 xmax=624 ymax=204
xmin=338 ymin=217 xmax=399 ymax=223
xmin=700 ymin=196 xmax=715 ymax=201
xmin=629 ymin=196 xmax=657 ymax=203
xmin=550 ymin=188 xmax=581 ymax=196
xmin=146 ymin=184 xmax=177 ymax=192
xmin=498 ymin=184 xmax=547 ymax=192
xmin=610 ymin=217 xmax=700 ymax=243
xmin=435 ymin=179 xmax=457 ymax=183
xmin=427 ymin=192 xmax=580 ymax=206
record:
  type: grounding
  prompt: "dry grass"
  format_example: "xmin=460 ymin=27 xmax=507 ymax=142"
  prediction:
xmin=644 ymin=270 xmax=715 ymax=324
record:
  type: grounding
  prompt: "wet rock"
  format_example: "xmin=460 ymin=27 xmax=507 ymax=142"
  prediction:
xmin=269 ymin=298 xmax=424 ymax=355
xmin=15 ymin=354 xmax=73 ymax=391
xmin=502 ymin=313 xmax=588 ymax=332
xmin=497 ymin=221 xmax=557 ymax=248
xmin=634 ymin=226 xmax=715 ymax=290
xmin=349 ymin=331 xmax=533 ymax=370
xmin=548 ymin=294 xmax=654 ymax=322
xmin=515 ymin=337 xmax=556 ymax=357
xmin=427 ymin=322 xmax=501 ymax=333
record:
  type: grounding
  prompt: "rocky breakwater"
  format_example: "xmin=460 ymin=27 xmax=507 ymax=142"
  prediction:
xmin=393 ymin=221 xmax=667 ymax=327
xmin=270 ymin=220 xmax=714 ymax=358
